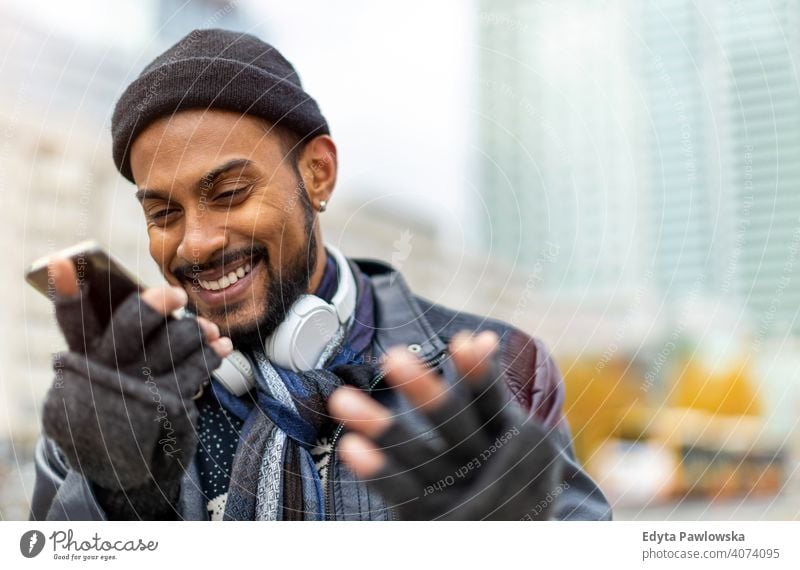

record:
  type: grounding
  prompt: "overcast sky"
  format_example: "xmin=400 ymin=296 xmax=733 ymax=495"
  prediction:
xmin=0 ymin=0 xmax=480 ymax=247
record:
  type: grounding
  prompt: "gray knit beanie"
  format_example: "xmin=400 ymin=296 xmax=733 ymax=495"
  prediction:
xmin=111 ymin=28 xmax=330 ymax=183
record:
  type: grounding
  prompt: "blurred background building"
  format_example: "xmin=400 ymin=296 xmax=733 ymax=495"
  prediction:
xmin=477 ymin=0 xmax=800 ymax=519
xmin=1 ymin=0 xmax=800 ymax=520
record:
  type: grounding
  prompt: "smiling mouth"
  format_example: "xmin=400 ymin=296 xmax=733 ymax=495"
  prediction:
xmin=196 ymin=261 xmax=253 ymax=291
xmin=182 ymin=250 xmax=266 ymax=294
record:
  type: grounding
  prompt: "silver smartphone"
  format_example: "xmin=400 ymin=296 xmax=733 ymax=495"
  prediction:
xmin=25 ymin=240 xmax=145 ymax=327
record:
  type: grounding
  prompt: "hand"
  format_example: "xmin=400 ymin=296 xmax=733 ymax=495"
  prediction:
xmin=47 ymin=256 xmax=233 ymax=359
xmin=327 ymin=331 xmax=564 ymax=520
xmin=41 ymin=257 xmax=228 ymax=516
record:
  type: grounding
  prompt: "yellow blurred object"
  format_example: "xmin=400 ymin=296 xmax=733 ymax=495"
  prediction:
xmin=560 ymin=350 xmax=782 ymax=504
xmin=560 ymin=356 xmax=650 ymax=467
xmin=670 ymin=355 xmax=762 ymax=416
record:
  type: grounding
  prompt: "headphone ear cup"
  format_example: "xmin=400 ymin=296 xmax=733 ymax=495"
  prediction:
xmin=265 ymin=294 xmax=340 ymax=371
xmin=212 ymin=350 xmax=256 ymax=396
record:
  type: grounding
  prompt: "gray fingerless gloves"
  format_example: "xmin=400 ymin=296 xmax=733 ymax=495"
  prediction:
xmin=42 ymin=285 xmax=222 ymax=519
xmin=361 ymin=357 xmax=565 ymax=520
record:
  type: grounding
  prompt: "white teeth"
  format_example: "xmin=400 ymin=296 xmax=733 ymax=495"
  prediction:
xmin=196 ymin=260 xmax=256 ymax=291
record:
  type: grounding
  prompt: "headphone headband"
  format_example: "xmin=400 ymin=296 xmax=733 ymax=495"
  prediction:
xmin=326 ymin=242 xmax=357 ymax=325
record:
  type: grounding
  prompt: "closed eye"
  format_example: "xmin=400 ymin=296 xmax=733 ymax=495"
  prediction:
xmin=148 ymin=208 xmax=179 ymax=225
xmin=215 ymin=186 xmax=251 ymax=202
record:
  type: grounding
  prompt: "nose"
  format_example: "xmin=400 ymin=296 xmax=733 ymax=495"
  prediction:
xmin=175 ymin=209 xmax=228 ymax=267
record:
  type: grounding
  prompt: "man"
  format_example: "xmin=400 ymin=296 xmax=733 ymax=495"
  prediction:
xmin=29 ymin=29 xmax=611 ymax=521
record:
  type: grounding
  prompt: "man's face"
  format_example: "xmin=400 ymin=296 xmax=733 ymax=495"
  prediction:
xmin=129 ymin=109 xmax=318 ymax=348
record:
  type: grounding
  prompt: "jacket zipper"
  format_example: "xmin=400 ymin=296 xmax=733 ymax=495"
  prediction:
xmin=324 ymin=350 xmax=448 ymax=520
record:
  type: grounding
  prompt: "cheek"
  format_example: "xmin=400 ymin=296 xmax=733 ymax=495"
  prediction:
xmin=275 ymin=194 xmax=312 ymax=243
xmin=147 ymin=228 xmax=180 ymax=280
xmin=230 ymin=198 xmax=300 ymax=245
xmin=147 ymin=231 xmax=165 ymax=267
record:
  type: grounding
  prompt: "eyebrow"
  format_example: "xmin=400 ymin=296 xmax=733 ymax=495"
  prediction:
xmin=135 ymin=158 xmax=255 ymax=202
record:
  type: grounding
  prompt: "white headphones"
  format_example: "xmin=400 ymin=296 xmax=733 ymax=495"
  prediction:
xmin=211 ymin=242 xmax=357 ymax=395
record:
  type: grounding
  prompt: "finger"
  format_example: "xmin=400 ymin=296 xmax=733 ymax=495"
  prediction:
xmin=140 ymin=285 xmax=188 ymax=316
xmin=339 ymin=433 xmax=426 ymax=517
xmin=338 ymin=432 xmax=386 ymax=478
xmin=196 ymin=317 xmax=221 ymax=343
xmin=49 ymin=257 xmax=102 ymax=353
xmin=327 ymin=385 xmax=392 ymax=438
xmin=451 ymin=330 xmax=510 ymax=434
xmin=329 ymin=386 xmax=458 ymax=484
xmin=449 ymin=330 xmax=499 ymax=383
xmin=48 ymin=256 xmax=79 ymax=298
xmin=208 ymin=337 xmax=233 ymax=358
xmin=384 ymin=345 xmax=489 ymax=460
xmin=382 ymin=347 xmax=449 ymax=411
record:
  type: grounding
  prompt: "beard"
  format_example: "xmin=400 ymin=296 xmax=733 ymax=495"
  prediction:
xmin=223 ymin=229 xmax=318 ymax=351
xmin=184 ymin=173 xmax=318 ymax=352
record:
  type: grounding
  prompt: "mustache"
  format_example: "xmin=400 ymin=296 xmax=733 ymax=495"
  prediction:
xmin=172 ymin=245 xmax=269 ymax=281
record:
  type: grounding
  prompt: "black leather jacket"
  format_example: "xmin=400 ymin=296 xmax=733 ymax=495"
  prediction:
xmin=29 ymin=257 xmax=612 ymax=521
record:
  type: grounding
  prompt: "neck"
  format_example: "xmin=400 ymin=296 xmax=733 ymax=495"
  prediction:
xmin=306 ymin=226 xmax=327 ymax=294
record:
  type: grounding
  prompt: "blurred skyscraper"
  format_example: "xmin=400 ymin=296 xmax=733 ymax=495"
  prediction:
xmin=477 ymin=0 xmax=800 ymax=337
xmin=639 ymin=0 xmax=800 ymax=340
xmin=715 ymin=0 xmax=800 ymax=337
xmin=477 ymin=0 xmax=645 ymax=302
xmin=638 ymin=0 xmax=721 ymax=297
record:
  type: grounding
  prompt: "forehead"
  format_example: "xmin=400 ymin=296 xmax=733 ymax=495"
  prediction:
xmin=129 ymin=108 xmax=279 ymax=188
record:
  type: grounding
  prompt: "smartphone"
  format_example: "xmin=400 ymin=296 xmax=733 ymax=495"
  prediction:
xmin=25 ymin=240 xmax=144 ymax=327
xmin=25 ymin=240 xmax=255 ymax=395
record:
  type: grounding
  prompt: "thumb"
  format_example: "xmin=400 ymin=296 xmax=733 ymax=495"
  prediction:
xmin=140 ymin=285 xmax=188 ymax=316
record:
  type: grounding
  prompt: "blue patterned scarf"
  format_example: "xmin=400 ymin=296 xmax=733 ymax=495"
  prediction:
xmin=211 ymin=254 xmax=376 ymax=520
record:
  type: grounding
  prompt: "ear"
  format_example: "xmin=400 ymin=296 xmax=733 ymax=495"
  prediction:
xmin=298 ymin=135 xmax=337 ymax=211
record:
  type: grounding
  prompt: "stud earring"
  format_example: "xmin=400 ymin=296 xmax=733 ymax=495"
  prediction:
xmin=318 ymin=200 xmax=327 ymax=212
